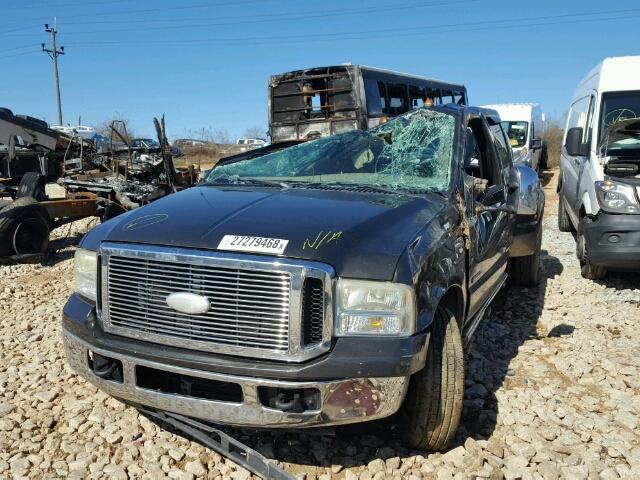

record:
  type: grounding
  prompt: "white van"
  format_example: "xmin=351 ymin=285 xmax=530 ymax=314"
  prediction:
xmin=482 ymin=103 xmax=546 ymax=170
xmin=559 ymin=55 xmax=640 ymax=279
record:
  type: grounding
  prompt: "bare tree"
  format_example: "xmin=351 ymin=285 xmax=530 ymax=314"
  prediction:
xmin=242 ymin=126 xmax=266 ymax=140
xmin=542 ymin=116 xmax=565 ymax=169
xmin=96 ymin=115 xmax=136 ymax=143
xmin=184 ymin=127 xmax=232 ymax=145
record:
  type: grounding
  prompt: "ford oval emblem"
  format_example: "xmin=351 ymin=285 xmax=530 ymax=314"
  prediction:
xmin=166 ymin=292 xmax=210 ymax=315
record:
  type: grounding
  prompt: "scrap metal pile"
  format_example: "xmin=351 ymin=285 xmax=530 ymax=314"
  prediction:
xmin=0 ymin=115 xmax=198 ymax=261
xmin=60 ymin=117 xmax=197 ymax=217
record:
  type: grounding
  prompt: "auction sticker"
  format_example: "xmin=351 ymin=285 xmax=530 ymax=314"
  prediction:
xmin=218 ymin=235 xmax=289 ymax=255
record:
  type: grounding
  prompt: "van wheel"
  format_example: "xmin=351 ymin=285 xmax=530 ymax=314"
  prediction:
xmin=510 ymin=223 xmax=542 ymax=287
xmin=558 ymin=193 xmax=572 ymax=232
xmin=400 ymin=305 xmax=464 ymax=451
xmin=577 ymin=217 xmax=606 ymax=280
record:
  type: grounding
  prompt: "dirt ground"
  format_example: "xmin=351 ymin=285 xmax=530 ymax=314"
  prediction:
xmin=1 ymin=169 xmax=639 ymax=479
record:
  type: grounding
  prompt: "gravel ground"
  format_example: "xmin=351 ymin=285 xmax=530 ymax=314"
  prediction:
xmin=1 ymin=175 xmax=639 ymax=479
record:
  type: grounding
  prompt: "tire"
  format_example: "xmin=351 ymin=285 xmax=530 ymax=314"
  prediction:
xmin=558 ymin=192 xmax=572 ymax=232
xmin=511 ymin=223 xmax=542 ymax=287
xmin=576 ymin=217 xmax=607 ymax=280
xmin=400 ymin=305 xmax=464 ymax=451
xmin=0 ymin=197 xmax=50 ymax=258
xmin=16 ymin=172 xmax=47 ymax=202
xmin=539 ymin=145 xmax=548 ymax=170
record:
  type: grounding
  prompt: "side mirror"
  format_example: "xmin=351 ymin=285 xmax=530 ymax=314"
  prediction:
xmin=564 ymin=127 xmax=587 ymax=156
xmin=514 ymin=164 xmax=540 ymax=216
xmin=530 ymin=137 xmax=542 ymax=150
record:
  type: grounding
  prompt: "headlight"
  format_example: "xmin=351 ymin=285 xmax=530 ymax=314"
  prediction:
xmin=74 ymin=248 xmax=98 ymax=301
xmin=595 ymin=179 xmax=640 ymax=214
xmin=334 ymin=279 xmax=415 ymax=336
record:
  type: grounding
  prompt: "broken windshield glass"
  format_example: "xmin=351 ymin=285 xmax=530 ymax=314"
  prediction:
xmin=206 ymin=108 xmax=456 ymax=191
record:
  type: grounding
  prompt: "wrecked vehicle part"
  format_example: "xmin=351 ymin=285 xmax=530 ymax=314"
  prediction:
xmin=63 ymin=106 xmax=543 ymax=452
xmin=211 ymin=109 xmax=456 ymax=192
xmin=136 ymin=409 xmax=295 ymax=480
xmin=268 ymin=65 xmax=467 ymax=143
xmin=0 ymin=116 xmax=198 ymax=261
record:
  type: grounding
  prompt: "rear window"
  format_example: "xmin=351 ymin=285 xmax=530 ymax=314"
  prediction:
xmin=270 ymin=68 xmax=357 ymax=124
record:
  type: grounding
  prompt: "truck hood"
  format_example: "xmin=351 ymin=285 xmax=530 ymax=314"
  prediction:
xmin=83 ymin=185 xmax=446 ymax=280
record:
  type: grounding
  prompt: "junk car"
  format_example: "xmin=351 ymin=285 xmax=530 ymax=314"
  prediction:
xmin=63 ymin=105 xmax=543 ymax=451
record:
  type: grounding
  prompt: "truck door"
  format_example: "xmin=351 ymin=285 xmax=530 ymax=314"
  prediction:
xmin=465 ymin=117 xmax=514 ymax=320
xmin=561 ymin=95 xmax=594 ymax=221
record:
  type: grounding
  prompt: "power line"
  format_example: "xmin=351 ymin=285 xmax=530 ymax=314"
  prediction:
xmin=0 ymin=0 xmax=473 ymax=37
xmin=0 ymin=49 xmax=41 ymax=60
xmin=59 ymin=0 xmax=477 ymax=28
xmin=60 ymin=8 xmax=640 ymax=49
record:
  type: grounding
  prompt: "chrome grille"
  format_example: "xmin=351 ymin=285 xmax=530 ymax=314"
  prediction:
xmin=100 ymin=243 xmax=334 ymax=362
xmin=107 ymin=256 xmax=290 ymax=351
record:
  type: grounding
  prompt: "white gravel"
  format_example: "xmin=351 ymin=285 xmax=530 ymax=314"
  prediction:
xmin=1 ymin=183 xmax=639 ymax=479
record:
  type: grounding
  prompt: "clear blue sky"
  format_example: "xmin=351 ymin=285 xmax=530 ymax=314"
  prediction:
xmin=1 ymin=0 xmax=638 ymax=139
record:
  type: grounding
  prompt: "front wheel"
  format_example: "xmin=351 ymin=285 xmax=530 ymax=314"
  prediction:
xmin=400 ymin=305 xmax=464 ymax=451
xmin=577 ymin=217 xmax=607 ymax=280
xmin=558 ymin=192 xmax=572 ymax=232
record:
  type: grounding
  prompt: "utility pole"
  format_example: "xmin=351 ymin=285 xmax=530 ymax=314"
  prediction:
xmin=42 ymin=19 xmax=64 ymax=126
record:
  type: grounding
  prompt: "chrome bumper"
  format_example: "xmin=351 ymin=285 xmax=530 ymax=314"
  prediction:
xmin=63 ymin=330 xmax=409 ymax=428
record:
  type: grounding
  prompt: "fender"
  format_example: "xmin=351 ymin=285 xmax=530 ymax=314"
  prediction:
xmin=581 ymin=191 xmax=594 ymax=216
xmin=393 ymin=205 xmax=466 ymax=333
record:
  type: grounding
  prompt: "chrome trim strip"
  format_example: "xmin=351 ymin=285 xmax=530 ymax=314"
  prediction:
xmin=64 ymin=330 xmax=408 ymax=428
xmin=99 ymin=242 xmax=333 ymax=363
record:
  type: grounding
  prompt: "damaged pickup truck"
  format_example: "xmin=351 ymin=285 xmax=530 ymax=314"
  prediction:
xmin=63 ymin=105 xmax=543 ymax=452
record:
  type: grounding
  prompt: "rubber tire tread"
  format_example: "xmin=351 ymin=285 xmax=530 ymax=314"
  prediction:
xmin=511 ymin=224 xmax=542 ymax=287
xmin=0 ymin=197 xmax=49 ymax=257
xmin=578 ymin=217 xmax=607 ymax=280
xmin=558 ymin=193 xmax=572 ymax=232
xmin=16 ymin=172 xmax=46 ymax=201
xmin=401 ymin=305 xmax=464 ymax=451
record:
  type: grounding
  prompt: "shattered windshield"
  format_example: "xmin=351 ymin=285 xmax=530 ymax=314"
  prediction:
xmin=501 ymin=121 xmax=528 ymax=148
xmin=206 ymin=109 xmax=456 ymax=191
xmin=599 ymin=91 xmax=640 ymax=153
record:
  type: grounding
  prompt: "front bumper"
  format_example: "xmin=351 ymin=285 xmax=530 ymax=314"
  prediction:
xmin=583 ymin=212 xmax=640 ymax=269
xmin=62 ymin=293 xmax=426 ymax=428
xmin=63 ymin=330 xmax=409 ymax=428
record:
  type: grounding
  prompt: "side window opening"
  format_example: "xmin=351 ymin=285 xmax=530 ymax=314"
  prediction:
xmin=311 ymin=94 xmax=321 ymax=111
xmin=468 ymin=118 xmax=502 ymax=187
xmin=490 ymin=124 xmax=512 ymax=170
xmin=387 ymin=83 xmax=408 ymax=116
xmin=409 ymin=85 xmax=425 ymax=108
xmin=364 ymin=78 xmax=388 ymax=116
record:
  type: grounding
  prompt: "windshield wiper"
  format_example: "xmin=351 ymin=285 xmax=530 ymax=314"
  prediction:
xmin=206 ymin=176 xmax=290 ymax=190
xmin=293 ymin=181 xmax=428 ymax=198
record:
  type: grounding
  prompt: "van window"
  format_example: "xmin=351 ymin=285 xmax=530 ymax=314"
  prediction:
xmin=501 ymin=121 xmax=529 ymax=148
xmin=584 ymin=96 xmax=596 ymax=145
xmin=566 ymin=96 xmax=591 ymax=141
